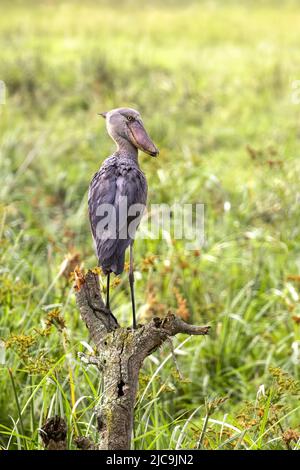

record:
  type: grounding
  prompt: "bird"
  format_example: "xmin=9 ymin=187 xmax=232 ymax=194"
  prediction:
xmin=88 ymin=107 xmax=159 ymax=329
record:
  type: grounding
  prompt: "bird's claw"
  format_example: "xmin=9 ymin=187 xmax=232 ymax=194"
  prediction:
xmin=103 ymin=306 xmax=112 ymax=316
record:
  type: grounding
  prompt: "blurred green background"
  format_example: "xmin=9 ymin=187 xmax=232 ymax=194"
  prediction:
xmin=1 ymin=0 xmax=300 ymax=450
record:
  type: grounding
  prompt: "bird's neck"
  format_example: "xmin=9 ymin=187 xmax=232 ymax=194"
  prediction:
xmin=114 ymin=136 xmax=138 ymax=162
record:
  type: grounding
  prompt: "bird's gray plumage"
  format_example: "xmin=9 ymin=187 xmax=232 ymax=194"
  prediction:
xmin=88 ymin=153 xmax=147 ymax=275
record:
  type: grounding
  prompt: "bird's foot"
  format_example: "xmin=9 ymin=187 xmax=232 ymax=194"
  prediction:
xmin=103 ymin=305 xmax=112 ymax=315
xmin=102 ymin=305 xmax=119 ymax=327
xmin=128 ymin=323 xmax=140 ymax=331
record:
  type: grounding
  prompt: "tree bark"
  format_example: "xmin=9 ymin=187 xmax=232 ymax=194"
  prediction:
xmin=74 ymin=268 xmax=210 ymax=450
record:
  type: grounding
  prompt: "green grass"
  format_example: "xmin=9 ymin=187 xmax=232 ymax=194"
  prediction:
xmin=1 ymin=0 xmax=300 ymax=450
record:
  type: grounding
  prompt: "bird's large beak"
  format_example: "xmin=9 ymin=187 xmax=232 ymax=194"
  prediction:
xmin=127 ymin=120 xmax=159 ymax=157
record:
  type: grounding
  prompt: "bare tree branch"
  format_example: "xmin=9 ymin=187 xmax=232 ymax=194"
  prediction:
xmin=74 ymin=269 xmax=119 ymax=346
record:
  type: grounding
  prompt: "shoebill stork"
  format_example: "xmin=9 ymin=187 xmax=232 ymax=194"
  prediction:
xmin=88 ymin=107 xmax=159 ymax=328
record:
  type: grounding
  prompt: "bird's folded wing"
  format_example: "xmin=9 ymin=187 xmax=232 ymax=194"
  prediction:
xmin=88 ymin=167 xmax=147 ymax=259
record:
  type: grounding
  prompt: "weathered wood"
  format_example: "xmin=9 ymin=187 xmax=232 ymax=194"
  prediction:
xmin=74 ymin=268 xmax=210 ymax=450
xmin=40 ymin=416 xmax=67 ymax=450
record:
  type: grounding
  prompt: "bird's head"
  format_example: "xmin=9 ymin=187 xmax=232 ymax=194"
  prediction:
xmin=99 ymin=107 xmax=159 ymax=157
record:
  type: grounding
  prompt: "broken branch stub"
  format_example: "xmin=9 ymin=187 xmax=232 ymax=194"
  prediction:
xmin=40 ymin=416 xmax=67 ymax=450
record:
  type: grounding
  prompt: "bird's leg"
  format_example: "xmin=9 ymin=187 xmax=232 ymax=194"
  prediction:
xmin=106 ymin=272 xmax=110 ymax=310
xmin=129 ymin=243 xmax=137 ymax=329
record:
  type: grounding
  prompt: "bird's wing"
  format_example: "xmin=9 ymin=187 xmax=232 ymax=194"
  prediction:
xmin=114 ymin=167 xmax=148 ymax=240
xmin=88 ymin=162 xmax=147 ymax=271
xmin=88 ymin=167 xmax=117 ymax=241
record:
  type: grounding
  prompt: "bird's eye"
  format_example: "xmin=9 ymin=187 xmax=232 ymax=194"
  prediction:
xmin=127 ymin=116 xmax=134 ymax=121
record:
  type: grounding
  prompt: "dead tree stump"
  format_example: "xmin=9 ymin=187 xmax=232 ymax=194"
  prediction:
xmin=74 ymin=268 xmax=210 ymax=450
xmin=40 ymin=416 xmax=67 ymax=450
